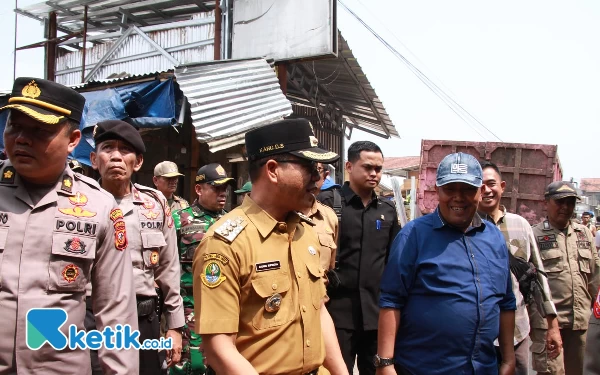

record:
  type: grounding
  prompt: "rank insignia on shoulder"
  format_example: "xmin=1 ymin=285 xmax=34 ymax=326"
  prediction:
xmin=61 ymin=175 xmax=73 ymax=193
xmin=543 ymin=220 xmax=550 ymax=230
xmin=214 ymin=217 xmax=247 ymax=243
xmin=0 ymin=166 xmax=15 ymax=184
xmin=296 ymin=211 xmax=314 ymax=225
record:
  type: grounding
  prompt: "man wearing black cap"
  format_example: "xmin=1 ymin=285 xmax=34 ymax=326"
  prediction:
xmin=530 ymin=181 xmax=600 ymax=375
xmin=90 ymin=120 xmax=184 ymax=375
xmin=0 ymin=77 xmax=138 ymax=374
xmin=193 ymin=119 xmax=348 ymax=374
xmin=170 ymin=163 xmax=235 ymax=375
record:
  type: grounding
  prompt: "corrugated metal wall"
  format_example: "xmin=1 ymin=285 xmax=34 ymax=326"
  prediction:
xmin=55 ymin=13 xmax=215 ymax=86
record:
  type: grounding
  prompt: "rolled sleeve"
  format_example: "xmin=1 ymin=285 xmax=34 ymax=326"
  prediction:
xmin=379 ymin=224 xmax=418 ymax=310
xmin=193 ymin=236 xmax=241 ymax=334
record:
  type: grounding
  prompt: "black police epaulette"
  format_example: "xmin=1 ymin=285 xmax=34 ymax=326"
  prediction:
xmin=0 ymin=163 xmax=16 ymax=185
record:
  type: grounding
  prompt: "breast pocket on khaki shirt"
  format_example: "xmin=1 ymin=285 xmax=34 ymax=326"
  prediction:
xmin=540 ymin=249 xmax=564 ymax=273
xmin=250 ymin=274 xmax=293 ymax=330
xmin=578 ymin=248 xmax=592 ymax=274
xmin=306 ymin=262 xmax=326 ymax=309
xmin=141 ymin=231 xmax=167 ymax=269
xmin=49 ymin=232 xmax=96 ymax=292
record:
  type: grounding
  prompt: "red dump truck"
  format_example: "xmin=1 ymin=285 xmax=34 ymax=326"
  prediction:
xmin=417 ymin=140 xmax=563 ymax=225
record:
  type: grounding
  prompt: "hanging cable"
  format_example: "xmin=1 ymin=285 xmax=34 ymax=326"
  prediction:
xmin=339 ymin=0 xmax=502 ymax=142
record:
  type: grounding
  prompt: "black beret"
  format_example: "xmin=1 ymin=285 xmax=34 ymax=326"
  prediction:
xmin=0 ymin=77 xmax=85 ymax=125
xmin=93 ymin=120 xmax=146 ymax=154
xmin=245 ymin=118 xmax=339 ymax=163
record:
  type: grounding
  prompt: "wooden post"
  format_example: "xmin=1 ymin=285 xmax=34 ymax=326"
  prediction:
xmin=45 ymin=11 xmax=57 ymax=81
xmin=81 ymin=5 xmax=88 ymax=83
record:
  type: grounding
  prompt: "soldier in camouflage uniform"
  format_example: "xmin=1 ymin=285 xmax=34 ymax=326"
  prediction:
xmin=171 ymin=163 xmax=235 ymax=375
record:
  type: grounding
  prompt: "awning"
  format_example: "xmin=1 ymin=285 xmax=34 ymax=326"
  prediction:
xmin=175 ymin=58 xmax=292 ymax=152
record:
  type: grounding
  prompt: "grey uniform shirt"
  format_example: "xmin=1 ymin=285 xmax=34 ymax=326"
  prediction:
xmin=0 ymin=161 xmax=139 ymax=374
xmin=122 ymin=183 xmax=184 ymax=329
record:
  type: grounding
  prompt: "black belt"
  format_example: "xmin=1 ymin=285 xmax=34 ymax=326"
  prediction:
xmin=136 ymin=296 xmax=157 ymax=317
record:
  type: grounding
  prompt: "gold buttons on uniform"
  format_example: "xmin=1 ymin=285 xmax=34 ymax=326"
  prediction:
xmin=302 ymin=305 xmax=307 ymax=312
xmin=306 ymin=340 xmax=311 ymax=347
xmin=271 ymin=283 xmax=277 ymax=290
xmin=277 ymin=222 xmax=287 ymax=232
xmin=296 ymin=271 xmax=302 ymax=278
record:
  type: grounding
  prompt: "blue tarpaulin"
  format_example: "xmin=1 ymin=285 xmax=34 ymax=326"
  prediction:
xmin=0 ymin=78 xmax=180 ymax=165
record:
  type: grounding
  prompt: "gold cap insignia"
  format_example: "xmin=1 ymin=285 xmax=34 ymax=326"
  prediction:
xmin=22 ymin=80 xmax=41 ymax=99
xmin=196 ymin=174 xmax=205 ymax=182
xmin=556 ymin=184 xmax=574 ymax=192
xmin=309 ymin=136 xmax=319 ymax=147
xmin=215 ymin=165 xmax=226 ymax=176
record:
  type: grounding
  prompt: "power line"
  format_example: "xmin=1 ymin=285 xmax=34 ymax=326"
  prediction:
xmin=338 ymin=0 xmax=502 ymax=142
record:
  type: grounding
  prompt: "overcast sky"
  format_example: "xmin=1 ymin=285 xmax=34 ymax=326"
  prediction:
xmin=1 ymin=0 xmax=599 ymax=181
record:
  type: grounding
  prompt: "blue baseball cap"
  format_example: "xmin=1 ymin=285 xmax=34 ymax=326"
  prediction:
xmin=436 ymin=152 xmax=483 ymax=187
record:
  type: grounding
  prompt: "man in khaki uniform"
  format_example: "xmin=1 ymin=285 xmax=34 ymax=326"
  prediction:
xmin=90 ymin=120 xmax=184 ymax=375
xmin=531 ymin=181 xmax=600 ymax=375
xmin=153 ymin=161 xmax=189 ymax=212
xmin=193 ymin=118 xmax=348 ymax=375
xmin=303 ymin=162 xmax=338 ymax=272
xmin=0 ymin=77 xmax=138 ymax=374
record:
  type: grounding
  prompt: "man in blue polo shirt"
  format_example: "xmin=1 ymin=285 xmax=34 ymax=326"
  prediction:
xmin=375 ymin=153 xmax=516 ymax=375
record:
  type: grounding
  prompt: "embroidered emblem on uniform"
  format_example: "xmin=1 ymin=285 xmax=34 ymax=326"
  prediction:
xmin=0 ymin=166 xmax=15 ymax=184
xmin=202 ymin=262 xmax=226 ymax=288
xmin=595 ymin=287 xmax=600 ymax=319
xmin=450 ymin=163 xmax=468 ymax=174
xmin=109 ymin=208 xmax=124 ymax=222
xmin=59 ymin=191 xmax=97 ymax=218
xmin=143 ymin=199 xmax=155 ymax=209
xmin=204 ymin=253 xmax=230 ymax=265
xmin=196 ymin=174 xmax=205 ymax=182
xmin=308 ymin=246 xmax=317 ymax=255
xmin=113 ymin=220 xmax=127 ymax=251
xmin=22 ymin=80 xmax=41 ymax=99
xmin=141 ymin=210 xmax=159 ymax=220
xmin=64 ymin=237 xmax=86 ymax=254
xmin=265 ymin=293 xmax=282 ymax=312
xmin=150 ymin=250 xmax=159 ymax=265
xmin=62 ymin=264 xmax=80 ymax=283
xmin=165 ymin=205 xmax=174 ymax=228
xmin=214 ymin=217 xmax=247 ymax=243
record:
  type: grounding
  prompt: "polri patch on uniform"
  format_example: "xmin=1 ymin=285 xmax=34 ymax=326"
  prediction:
xmin=64 ymin=237 xmax=87 ymax=254
xmin=256 ymin=260 xmax=281 ymax=272
xmin=109 ymin=208 xmax=124 ymax=222
xmin=62 ymin=264 xmax=80 ymax=283
xmin=0 ymin=166 xmax=15 ymax=184
xmin=114 ymin=220 xmax=128 ymax=251
xmin=150 ymin=250 xmax=159 ymax=265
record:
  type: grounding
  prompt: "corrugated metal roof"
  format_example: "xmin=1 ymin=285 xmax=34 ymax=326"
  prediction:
xmin=287 ymin=33 xmax=399 ymax=139
xmin=54 ymin=13 xmax=214 ymax=86
xmin=175 ymin=59 xmax=292 ymax=152
xmin=19 ymin=0 xmax=216 ymax=34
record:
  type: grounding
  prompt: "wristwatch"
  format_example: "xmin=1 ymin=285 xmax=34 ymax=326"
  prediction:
xmin=373 ymin=354 xmax=394 ymax=367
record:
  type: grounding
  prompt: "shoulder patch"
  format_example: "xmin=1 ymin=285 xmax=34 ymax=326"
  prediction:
xmin=214 ymin=217 xmax=247 ymax=243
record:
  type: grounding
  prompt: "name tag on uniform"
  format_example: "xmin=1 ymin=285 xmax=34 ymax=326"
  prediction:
xmin=256 ymin=261 xmax=281 ymax=272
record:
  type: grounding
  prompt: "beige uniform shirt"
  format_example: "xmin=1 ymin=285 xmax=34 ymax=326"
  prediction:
xmin=123 ymin=184 xmax=184 ymax=329
xmin=0 ymin=161 xmax=138 ymax=374
xmin=307 ymin=199 xmax=338 ymax=271
xmin=169 ymin=195 xmax=189 ymax=213
xmin=193 ymin=197 xmax=327 ymax=375
xmin=531 ymin=219 xmax=600 ymax=330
